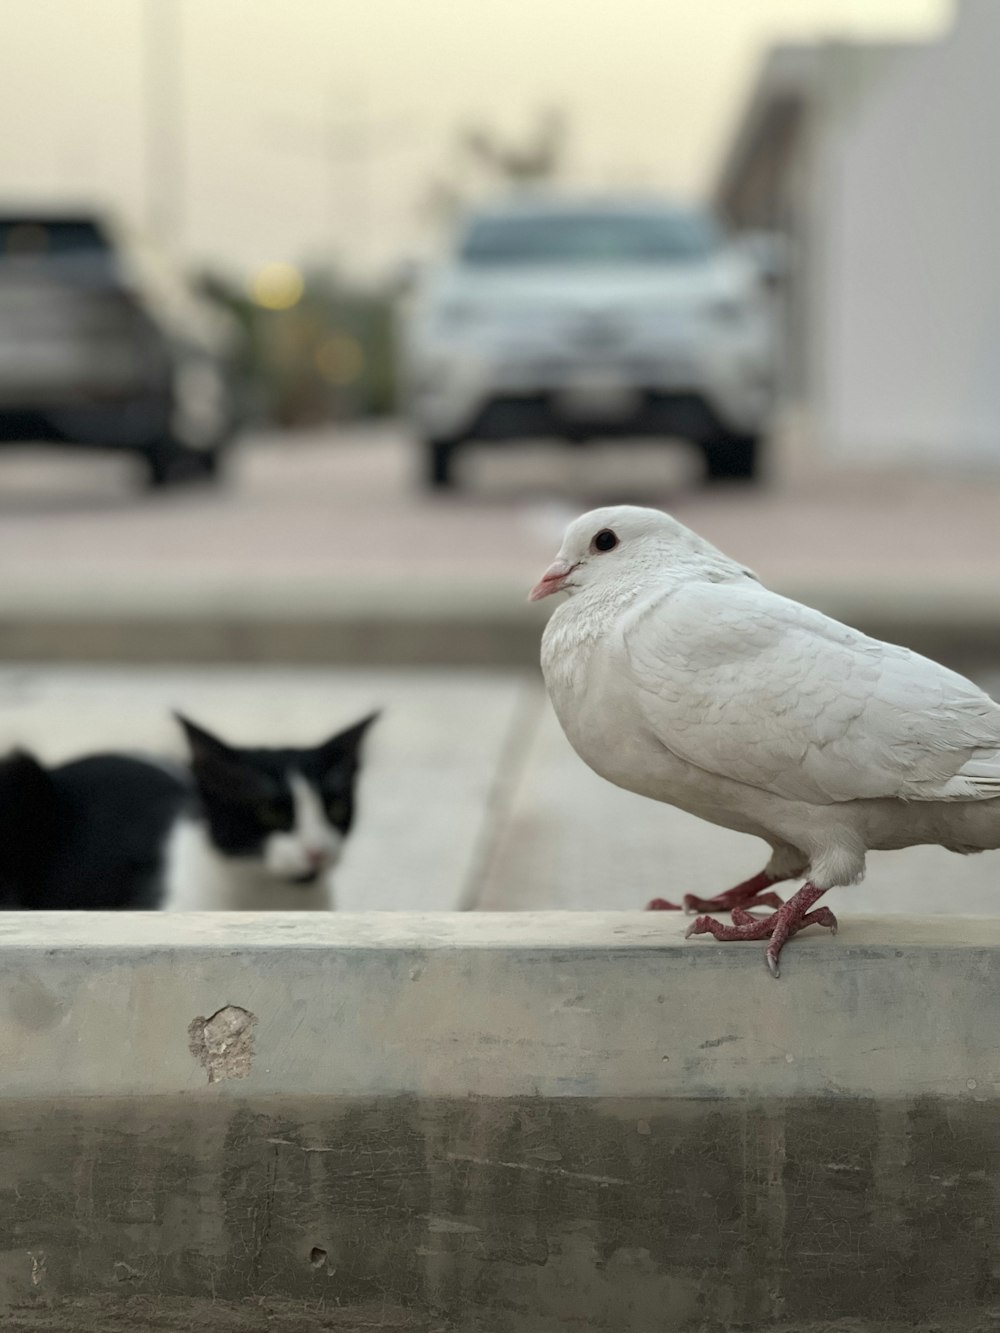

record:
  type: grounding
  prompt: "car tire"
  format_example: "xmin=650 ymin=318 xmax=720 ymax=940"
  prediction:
xmin=700 ymin=432 xmax=760 ymax=484
xmin=188 ymin=444 xmax=227 ymax=483
xmin=143 ymin=442 xmax=178 ymax=490
xmin=424 ymin=437 xmax=461 ymax=490
xmin=143 ymin=440 xmax=226 ymax=491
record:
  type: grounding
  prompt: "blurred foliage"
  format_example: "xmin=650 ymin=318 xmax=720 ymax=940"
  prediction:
xmin=197 ymin=268 xmax=397 ymax=428
xmin=193 ymin=109 xmax=569 ymax=429
xmin=424 ymin=106 xmax=568 ymax=226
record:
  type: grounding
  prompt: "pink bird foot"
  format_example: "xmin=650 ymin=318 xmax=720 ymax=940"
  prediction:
xmin=646 ymin=870 xmax=787 ymax=916
xmin=684 ymin=882 xmax=836 ymax=978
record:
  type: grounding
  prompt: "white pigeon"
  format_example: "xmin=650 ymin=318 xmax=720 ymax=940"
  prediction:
xmin=529 ymin=505 xmax=1000 ymax=976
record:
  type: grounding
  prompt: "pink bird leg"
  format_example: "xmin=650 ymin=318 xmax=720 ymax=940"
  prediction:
xmin=646 ymin=869 xmax=788 ymax=916
xmin=684 ymin=882 xmax=837 ymax=978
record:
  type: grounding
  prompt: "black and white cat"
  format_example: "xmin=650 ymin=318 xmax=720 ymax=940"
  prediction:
xmin=0 ymin=711 xmax=377 ymax=911
xmin=166 ymin=712 xmax=377 ymax=911
xmin=0 ymin=747 xmax=186 ymax=910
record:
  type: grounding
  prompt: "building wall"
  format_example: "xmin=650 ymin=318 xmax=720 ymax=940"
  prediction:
xmin=819 ymin=0 xmax=1000 ymax=466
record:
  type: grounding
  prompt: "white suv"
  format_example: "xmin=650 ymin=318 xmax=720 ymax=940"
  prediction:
xmin=399 ymin=195 xmax=776 ymax=489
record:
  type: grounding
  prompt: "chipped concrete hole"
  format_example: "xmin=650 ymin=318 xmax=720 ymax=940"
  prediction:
xmin=187 ymin=1005 xmax=257 ymax=1084
xmin=309 ymin=1245 xmax=337 ymax=1277
xmin=28 ymin=1251 xmax=45 ymax=1287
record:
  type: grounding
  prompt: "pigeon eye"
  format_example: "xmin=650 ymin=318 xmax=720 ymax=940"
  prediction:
xmin=593 ymin=529 xmax=618 ymax=553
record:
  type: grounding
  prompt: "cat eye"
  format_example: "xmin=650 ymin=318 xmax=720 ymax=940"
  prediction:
xmin=258 ymin=803 xmax=290 ymax=829
xmin=592 ymin=529 xmax=618 ymax=553
xmin=326 ymin=798 xmax=349 ymax=823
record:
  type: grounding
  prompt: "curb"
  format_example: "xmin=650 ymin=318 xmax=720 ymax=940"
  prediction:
xmin=0 ymin=579 xmax=997 ymax=670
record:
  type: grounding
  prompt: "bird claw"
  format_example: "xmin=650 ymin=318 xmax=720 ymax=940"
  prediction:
xmin=684 ymin=916 xmax=705 ymax=939
xmin=806 ymin=907 xmax=838 ymax=937
xmin=684 ymin=887 xmax=837 ymax=977
xmin=648 ymin=872 xmax=788 ymax=917
xmin=648 ymin=891 xmax=785 ymax=915
xmin=730 ymin=907 xmax=771 ymax=925
xmin=686 ymin=891 xmax=784 ymax=914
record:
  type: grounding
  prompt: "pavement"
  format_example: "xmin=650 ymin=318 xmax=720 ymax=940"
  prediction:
xmin=3 ymin=424 xmax=1000 ymax=918
xmin=4 ymin=662 xmax=999 ymax=918
xmin=2 ymin=421 xmax=1000 ymax=666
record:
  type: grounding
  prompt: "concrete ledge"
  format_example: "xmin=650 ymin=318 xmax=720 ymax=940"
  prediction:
xmin=1 ymin=912 xmax=999 ymax=1100
xmin=4 ymin=913 xmax=1000 ymax=1331
xmin=0 ymin=579 xmax=997 ymax=667
xmin=0 ymin=580 xmax=547 ymax=667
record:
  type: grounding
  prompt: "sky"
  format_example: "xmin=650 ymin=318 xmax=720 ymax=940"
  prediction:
xmin=0 ymin=0 xmax=953 ymax=284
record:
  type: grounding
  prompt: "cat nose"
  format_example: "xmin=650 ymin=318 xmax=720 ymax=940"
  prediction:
xmin=305 ymin=847 xmax=330 ymax=869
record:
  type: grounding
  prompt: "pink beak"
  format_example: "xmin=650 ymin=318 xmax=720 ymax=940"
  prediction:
xmin=528 ymin=559 xmax=575 ymax=602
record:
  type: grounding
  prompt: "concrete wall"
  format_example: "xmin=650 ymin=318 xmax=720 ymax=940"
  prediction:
xmin=820 ymin=0 xmax=1000 ymax=466
xmin=2 ymin=913 xmax=1000 ymax=1330
xmin=1 ymin=582 xmax=998 ymax=672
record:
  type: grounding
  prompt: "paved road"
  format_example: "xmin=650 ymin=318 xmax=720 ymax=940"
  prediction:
xmin=3 ymin=663 xmax=998 ymax=922
xmin=3 ymin=422 xmax=1000 ymax=599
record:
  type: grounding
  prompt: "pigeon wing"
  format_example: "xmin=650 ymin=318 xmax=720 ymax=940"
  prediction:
xmin=623 ymin=580 xmax=1000 ymax=804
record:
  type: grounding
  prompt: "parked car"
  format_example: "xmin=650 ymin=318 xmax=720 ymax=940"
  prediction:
xmin=0 ymin=210 xmax=243 ymax=487
xmin=398 ymin=195 xmax=777 ymax=489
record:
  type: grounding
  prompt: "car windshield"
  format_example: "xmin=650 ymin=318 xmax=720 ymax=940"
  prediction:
xmin=0 ymin=219 xmax=110 ymax=260
xmin=459 ymin=209 xmax=721 ymax=266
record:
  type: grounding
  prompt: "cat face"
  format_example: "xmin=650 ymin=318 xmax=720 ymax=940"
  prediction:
xmin=175 ymin=712 xmax=378 ymax=885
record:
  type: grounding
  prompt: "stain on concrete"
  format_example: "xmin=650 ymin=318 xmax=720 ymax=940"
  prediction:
xmin=1 ymin=1094 xmax=999 ymax=1330
xmin=7 ymin=976 xmax=66 ymax=1032
xmin=187 ymin=1006 xmax=256 ymax=1084
xmin=4 ymin=1295 xmax=449 ymax=1330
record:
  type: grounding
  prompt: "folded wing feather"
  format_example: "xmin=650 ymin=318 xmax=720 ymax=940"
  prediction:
xmin=624 ymin=579 xmax=1000 ymax=805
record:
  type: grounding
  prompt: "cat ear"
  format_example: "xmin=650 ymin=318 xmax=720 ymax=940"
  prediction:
xmin=316 ymin=711 xmax=380 ymax=767
xmin=173 ymin=713 xmax=236 ymax=763
xmin=173 ymin=714 xmax=269 ymax=803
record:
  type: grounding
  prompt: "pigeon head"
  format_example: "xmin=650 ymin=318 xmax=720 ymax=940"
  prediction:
xmin=528 ymin=501 xmax=693 ymax=602
xmin=529 ymin=505 xmax=706 ymax=601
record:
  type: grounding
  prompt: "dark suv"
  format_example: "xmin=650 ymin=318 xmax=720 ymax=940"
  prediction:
xmin=0 ymin=211 xmax=242 ymax=487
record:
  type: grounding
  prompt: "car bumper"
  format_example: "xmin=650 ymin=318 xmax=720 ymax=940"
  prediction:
xmin=405 ymin=346 xmax=774 ymax=440
xmin=449 ymin=390 xmax=729 ymax=442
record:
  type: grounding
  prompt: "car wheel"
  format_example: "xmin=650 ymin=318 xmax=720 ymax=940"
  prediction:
xmin=424 ymin=437 xmax=461 ymax=490
xmin=187 ymin=444 xmax=227 ymax=483
xmin=700 ymin=432 xmax=760 ymax=484
xmin=142 ymin=440 xmax=226 ymax=491
xmin=143 ymin=442 xmax=179 ymax=490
